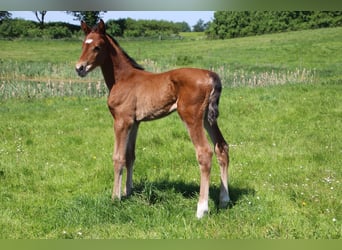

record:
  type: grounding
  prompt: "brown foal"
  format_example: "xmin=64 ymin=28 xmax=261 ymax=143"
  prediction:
xmin=75 ymin=20 xmax=230 ymax=218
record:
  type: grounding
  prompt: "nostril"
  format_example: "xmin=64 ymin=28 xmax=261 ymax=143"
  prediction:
xmin=76 ymin=63 xmax=88 ymax=77
xmin=76 ymin=65 xmax=84 ymax=72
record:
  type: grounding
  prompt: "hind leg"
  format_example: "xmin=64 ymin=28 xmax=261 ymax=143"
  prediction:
xmin=188 ymin=123 xmax=213 ymax=218
xmin=205 ymin=120 xmax=230 ymax=208
xmin=178 ymin=104 xmax=213 ymax=218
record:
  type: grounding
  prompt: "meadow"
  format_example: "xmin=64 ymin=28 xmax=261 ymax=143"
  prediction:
xmin=0 ymin=27 xmax=341 ymax=239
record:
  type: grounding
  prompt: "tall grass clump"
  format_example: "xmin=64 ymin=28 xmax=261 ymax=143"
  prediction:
xmin=0 ymin=60 xmax=107 ymax=99
xmin=0 ymin=63 xmax=318 ymax=99
xmin=141 ymin=59 xmax=317 ymax=87
xmin=212 ymin=67 xmax=317 ymax=87
xmin=0 ymin=80 xmax=108 ymax=99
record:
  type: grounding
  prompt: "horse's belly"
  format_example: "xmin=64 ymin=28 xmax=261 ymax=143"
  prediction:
xmin=136 ymin=99 xmax=177 ymax=122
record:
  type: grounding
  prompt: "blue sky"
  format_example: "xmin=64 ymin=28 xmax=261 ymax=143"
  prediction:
xmin=11 ymin=11 xmax=214 ymax=27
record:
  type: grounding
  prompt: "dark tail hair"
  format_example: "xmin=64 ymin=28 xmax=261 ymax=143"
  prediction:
xmin=207 ymin=72 xmax=222 ymax=126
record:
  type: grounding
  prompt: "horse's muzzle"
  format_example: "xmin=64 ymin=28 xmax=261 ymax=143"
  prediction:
xmin=75 ymin=63 xmax=90 ymax=77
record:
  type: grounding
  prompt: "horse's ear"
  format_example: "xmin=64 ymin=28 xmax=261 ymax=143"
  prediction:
xmin=98 ymin=19 xmax=106 ymax=34
xmin=81 ymin=20 xmax=91 ymax=35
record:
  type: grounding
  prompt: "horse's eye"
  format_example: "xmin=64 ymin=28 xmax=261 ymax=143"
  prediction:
xmin=94 ymin=46 xmax=101 ymax=52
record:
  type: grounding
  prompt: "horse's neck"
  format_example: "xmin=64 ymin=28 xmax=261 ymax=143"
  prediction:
xmin=100 ymin=60 xmax=115 ymax=90
xmin=101 ymin=37 xmax=135 ymax=90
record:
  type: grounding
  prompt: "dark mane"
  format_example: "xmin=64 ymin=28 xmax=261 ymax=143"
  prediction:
xmin=106 ymin=33 xmax=145 ymax=71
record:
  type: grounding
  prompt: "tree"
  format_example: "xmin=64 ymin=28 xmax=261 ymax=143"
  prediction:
xmin=34 ymin=11 xmax=47 ymax=29
xmin=175 ymin=21 xmax=191 ymax=32
xmin=192 ymin=19 xmax=208 ymax=32
xmin=106 ymin=19 xmax=125 ymax=36
xmin=67 ymin=11 xmax=106 ymax=26
xmin=0 ymin=11 xmax=11 ymax=22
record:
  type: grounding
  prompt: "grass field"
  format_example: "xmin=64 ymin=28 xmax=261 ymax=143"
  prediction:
xmin=0 ymin=27 xmax=341 ymax=239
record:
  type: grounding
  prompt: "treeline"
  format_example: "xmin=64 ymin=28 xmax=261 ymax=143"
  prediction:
xmin=1 ymin=11 xmax=342 ymax=40
xmin=0 ymin=19 xmax=80 ymax=39
xmin=106 ymin=18 xmax=190 ymax=38
xmin=206 ymin=11 xmax=342 ymax=39
xmin=0 ymin=17 xmax=190 ymax=39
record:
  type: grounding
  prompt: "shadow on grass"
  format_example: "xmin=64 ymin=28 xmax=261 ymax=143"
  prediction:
xmin=54 ymin=180 xmax=255 ymax=230
xmin=131 ymin=178 xmax=255 ymax=210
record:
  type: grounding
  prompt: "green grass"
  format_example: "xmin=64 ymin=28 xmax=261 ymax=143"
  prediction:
xmin=0 ymin=28 xmax=341 ymax=238
xmin=0 ymin=83 xmax=341 ymax=239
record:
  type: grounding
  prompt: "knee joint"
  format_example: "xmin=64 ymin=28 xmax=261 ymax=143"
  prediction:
xmin=197 ymin=148 xmax=213 ymax=169
xmin=215 ymin=142 xmax=229 ymax=154
xmin=113 ymin=155 xmax=126 ymax=167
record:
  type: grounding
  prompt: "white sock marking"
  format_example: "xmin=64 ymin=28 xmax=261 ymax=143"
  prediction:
xmin=196 ymin=201 xmax=209 ymax=219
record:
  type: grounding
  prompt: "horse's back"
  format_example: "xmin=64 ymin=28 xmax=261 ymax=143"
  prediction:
xmin=165 ymin=67 xmax=220 ymax=101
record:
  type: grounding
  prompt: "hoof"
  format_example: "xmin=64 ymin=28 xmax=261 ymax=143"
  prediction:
xmin=196 ymin=201 xmax=209 ymax=219
xmin=111 ymin=194 xmax=121 ymax=202
xmin=219 ymin=194 xmax=231 ymax=209
xmin=219 ymin=200 xmax=230 ymax=209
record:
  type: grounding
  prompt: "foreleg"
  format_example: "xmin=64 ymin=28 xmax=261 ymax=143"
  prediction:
xmin=112 ymin=119 xmax=133 ymax=200
xmin=124 ymin=122 xmax=139 ymax=197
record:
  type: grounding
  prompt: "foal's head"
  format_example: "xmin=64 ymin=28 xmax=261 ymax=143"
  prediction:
xmin=76 ymin=19 xmax=108 ymax=77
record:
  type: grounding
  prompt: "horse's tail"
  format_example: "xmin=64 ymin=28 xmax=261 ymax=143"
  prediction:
xmin=207 ymin=71 xmax=223 ymax=126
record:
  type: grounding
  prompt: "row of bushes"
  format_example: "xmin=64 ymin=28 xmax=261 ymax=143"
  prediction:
xmin=206 ymin=11 xmax=342 ymax=39
xmin=106 ymin=18 xmax=190 ymax=37
xmin=0 ymin=19 xmax=81 ymax=39
xmin=0 ymin=18 xmax=190 ymax=40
